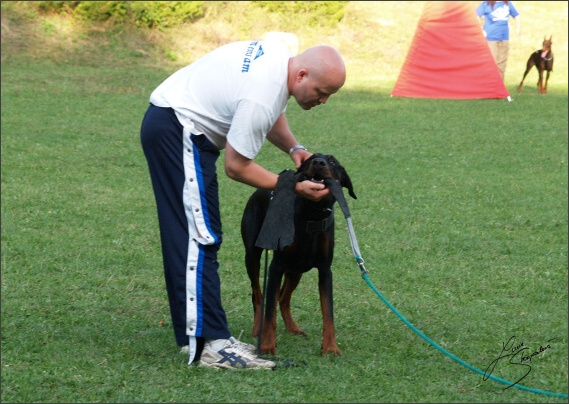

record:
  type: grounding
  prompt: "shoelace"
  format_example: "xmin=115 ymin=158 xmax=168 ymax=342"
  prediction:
xmin=230 ymin=331 xmax=256 ymax=352
xmin=225 ymin=340 xmax=256 ymax=358
xmin=231 ymin=340 xmax=252 ymax=352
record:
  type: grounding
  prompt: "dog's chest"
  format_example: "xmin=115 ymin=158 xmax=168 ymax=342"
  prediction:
xmin=274 ymin=229 xmax=334 ymax=273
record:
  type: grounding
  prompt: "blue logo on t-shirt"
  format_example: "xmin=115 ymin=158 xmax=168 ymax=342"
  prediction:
xmin=242 ymin=41 xmax=264 ymax=73
xmin=490 ymin=5 xmax=511 ymax=21
xmin=255 ymin=46 xmax=264 ymax=60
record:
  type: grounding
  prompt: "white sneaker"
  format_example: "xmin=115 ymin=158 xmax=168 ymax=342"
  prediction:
xmin=228 ymin=336 xmax=257 ymax=353
xmin=199 ymin=339 xmax=275 ymax=370
xmin=181 ymin=338 xmax=255 ymax=355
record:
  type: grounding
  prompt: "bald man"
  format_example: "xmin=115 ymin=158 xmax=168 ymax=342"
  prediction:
xmin=140 ymin=41 xmax=346 ymax=369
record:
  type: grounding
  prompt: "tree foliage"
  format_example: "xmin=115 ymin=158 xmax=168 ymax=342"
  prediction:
xmin=34 ymin=1 xmax=205 ymax=28
xmin=252 ymin=1 xmax=347 ymax=26
xmin=30 ymin=1 xmax=347 ymax=29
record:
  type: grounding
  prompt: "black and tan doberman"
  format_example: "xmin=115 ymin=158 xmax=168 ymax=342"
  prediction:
xmin=517 ymin=35 xmax=554 ymax=94
xmin=241 ymin=153 xmax=356 ymax=356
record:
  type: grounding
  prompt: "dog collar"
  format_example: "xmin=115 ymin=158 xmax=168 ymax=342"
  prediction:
xmin=305 ymin=211 xmax=334 ymax=233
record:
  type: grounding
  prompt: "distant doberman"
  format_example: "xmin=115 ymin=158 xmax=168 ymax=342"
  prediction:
xmin=517 ymin=36 xmax=554 ymax=94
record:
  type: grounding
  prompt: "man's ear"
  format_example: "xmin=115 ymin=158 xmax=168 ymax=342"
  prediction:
xmin=297 ymin=68 xmax=308 ymax=82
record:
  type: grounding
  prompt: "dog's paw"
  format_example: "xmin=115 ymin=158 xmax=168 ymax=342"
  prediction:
xmin=322 ymin=343 xmax=342 ymax=357
xmin=260 ymin=346 xmax=277 ymax=356
xmin=322 ymin=348 xmax=342 ymax=357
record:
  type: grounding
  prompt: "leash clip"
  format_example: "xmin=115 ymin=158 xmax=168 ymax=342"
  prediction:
xmin=355 ymin=255 xmax=368 ymax=277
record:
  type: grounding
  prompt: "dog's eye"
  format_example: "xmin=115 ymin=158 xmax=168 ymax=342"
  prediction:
xmin=327 ymin=158 xmax=336 ymax=166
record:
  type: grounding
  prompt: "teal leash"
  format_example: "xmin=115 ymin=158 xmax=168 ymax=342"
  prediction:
xmin=328 ymin=178 xmax=567 ymax=399
xmin=359 ymin=264 xmax=567 ymax=399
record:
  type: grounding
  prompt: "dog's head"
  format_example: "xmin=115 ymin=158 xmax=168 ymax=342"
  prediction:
xmin=542 ymin=35 xmax=553 ymax=52
xmin=296 ymin=153 xmax=357 ymax=200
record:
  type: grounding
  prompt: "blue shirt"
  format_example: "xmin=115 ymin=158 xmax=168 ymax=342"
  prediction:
xmin=476 ymin=1 xmax=519 ymax=41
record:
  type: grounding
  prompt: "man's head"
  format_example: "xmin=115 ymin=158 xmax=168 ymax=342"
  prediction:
xmin=288 ymin=45 xmax=346 ymax=110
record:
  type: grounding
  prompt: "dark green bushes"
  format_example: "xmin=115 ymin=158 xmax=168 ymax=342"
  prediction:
xmin=30 ymin=1 xmax=347 ymax=29
xmin=252 ymin=1 xmax=347 ymax=26
xmin=33 ymin=1 xmax=205 ymax=28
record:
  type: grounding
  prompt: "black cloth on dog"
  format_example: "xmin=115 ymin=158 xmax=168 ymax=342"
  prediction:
xmin=255 ymin=169 xmax=300 ymax=251
xmin=324 ymin=178 xmax=351 ymax=219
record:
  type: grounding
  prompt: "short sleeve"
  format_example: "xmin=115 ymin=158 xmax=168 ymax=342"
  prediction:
xmin=226 ymin=98 xmax=275 ymax=159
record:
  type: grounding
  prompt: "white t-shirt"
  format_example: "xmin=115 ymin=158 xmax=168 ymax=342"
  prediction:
xmin=150 ymin=40 xmax=291 ymax=159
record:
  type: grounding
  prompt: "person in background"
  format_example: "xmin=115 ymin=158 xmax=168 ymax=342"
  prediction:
xmin=140 ymin=40 xmax=346 ymax=369
xmin=476 ymin=1 xmax=520 ymax=81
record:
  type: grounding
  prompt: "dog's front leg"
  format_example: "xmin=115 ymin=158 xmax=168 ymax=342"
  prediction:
xmin=543 ymin=69 xmax=551 ymax=94
xmin=537 ymin=64 xmax=545 ymax=94
xmin=318 ymin=268 xmax=341 ymax=356
xmin=260 ymin=264 xmax=283 ymax=355
xmin=517 ymin=55 xmax=537 ymax=93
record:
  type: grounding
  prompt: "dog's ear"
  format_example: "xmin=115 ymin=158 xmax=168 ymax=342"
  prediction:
xmin=339 ymin=165 xmax=357 ymax=200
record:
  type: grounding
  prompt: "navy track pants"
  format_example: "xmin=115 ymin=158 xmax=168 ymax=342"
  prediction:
xmin=140 ymin=104 xmax=230 ymax=349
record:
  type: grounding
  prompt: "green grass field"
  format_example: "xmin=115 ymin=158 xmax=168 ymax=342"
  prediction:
xmin=1 ymin=1 xmax=567 ymax=402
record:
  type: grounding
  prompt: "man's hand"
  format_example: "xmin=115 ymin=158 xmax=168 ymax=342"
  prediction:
xmin=291 ymin=148 xmax=312 ymax=169
xmin=295 ymin=179 xmax=330 ymax=201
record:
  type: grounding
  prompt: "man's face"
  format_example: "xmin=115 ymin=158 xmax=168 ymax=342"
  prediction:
xmin=293 ymin=70 xmax=342 ymax=110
